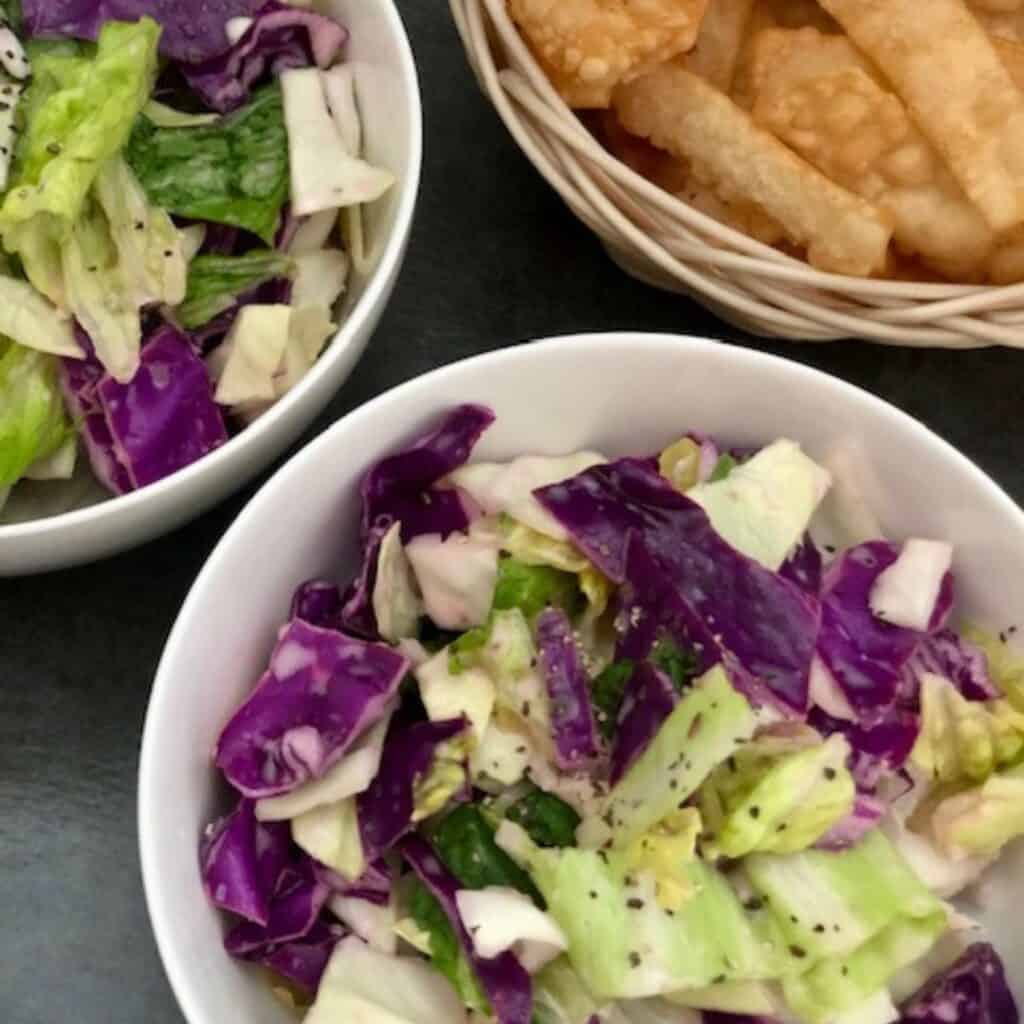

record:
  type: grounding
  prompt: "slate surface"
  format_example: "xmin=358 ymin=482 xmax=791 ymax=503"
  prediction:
xmin=2 ymin=5 xmax=1021 ymax=1022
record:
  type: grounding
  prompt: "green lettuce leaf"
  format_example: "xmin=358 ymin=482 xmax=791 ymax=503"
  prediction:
xmin=0 ymin=341 xmax=69 ymax=486
xmin=534 ymin=958 xmax=610 ymax=1024
xmin=177 ymin=250 xmax=295 ymax=329
xmin=1 ymin=19 xmax=161 ymax=300
xmin=708 ymin=453 xmax=738 ymax=483
xmin=432 ymin=804 xmax=541 ymax=902
xmin=125 ymin=84 xmax=289 ymax=244
xmin=592 ymin=659 xmax=635 ymax=740
xmin=505 ymin=787 xmax=581 ymax=849
xmin=649 ymin=637 xmax=699 ymax=692
xmin=604 ymin=666 xmax=757 ymax=848
xmin=912 ymin=672 xmax=1024 ymax=785
xmin=698 ymin=731 xmax=855 ymax=859
xmin=406 ymin=879 xmax=489 ymax=1013
xmin=493 ymin=555 xmax=584 ymax=622
xmin=0 ymin=274 xmax=79 ymax=356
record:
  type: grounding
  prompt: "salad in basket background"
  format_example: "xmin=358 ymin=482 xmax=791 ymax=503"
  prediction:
xmin=0 ymin=0 xmax=393 ymax=518
xmin=201 ymin=404 xmax=1023 ymax=1024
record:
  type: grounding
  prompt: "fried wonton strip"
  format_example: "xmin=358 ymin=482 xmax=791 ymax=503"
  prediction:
xmin=818 ymin=0 xmax=1024 ymax=233
xmin=613 ymin=63 xmax=892 ymax=275
xmin=749 ymin=29 xmax=995 ymax=280
xmin=684 ymin=0 xmax=755 ymax=92
xmin=507 ymin=0 xmax=709 ymax=109
xmin=994 ymin=35 xmax=1024 ymax=88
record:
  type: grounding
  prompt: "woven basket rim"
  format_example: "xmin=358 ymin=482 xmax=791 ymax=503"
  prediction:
xmin=450 ymin=0 xmax=1024 ymax=349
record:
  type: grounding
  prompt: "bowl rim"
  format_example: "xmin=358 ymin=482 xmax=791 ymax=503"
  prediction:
xmin=0 ymin=2 xmax=424 ymax=544
xmin=139 ymin=330 xmax=1024 ymax=1024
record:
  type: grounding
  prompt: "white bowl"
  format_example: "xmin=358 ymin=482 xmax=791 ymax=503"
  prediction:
xmin=139 ymin=332 xmax=1024 ymax=1023
xmin=0 ymin=0 xmax=422 ymax=577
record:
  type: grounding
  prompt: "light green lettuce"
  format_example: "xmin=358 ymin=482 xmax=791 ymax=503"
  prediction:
xmin=688 ymin=440 xmax=830 ymax=571
xmin=698 ymin=731 xmax=856 ymax=859
xmin=0 ymin=341 xmax=70 ymax=487
xmin=1 ymin=19 xmax=161 ymax=303
xmin=604 ymin=666 xmax=757 ymax=848
xmin=177 ymin=250 xmax=295 ymax=330
xmin=0 ymin=275 xmax=79 ymax=356
xmin=498 ymin=822 xmax=799 ymax=1000
xmin=962 ymin=623 xmax=1024 ymax=711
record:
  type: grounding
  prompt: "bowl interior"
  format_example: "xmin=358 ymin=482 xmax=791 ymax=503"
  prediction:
xmin=140 ymin=333 xmax=1024 ymax=1023
xmin=0 ymin=0 xmax=421 ymax=564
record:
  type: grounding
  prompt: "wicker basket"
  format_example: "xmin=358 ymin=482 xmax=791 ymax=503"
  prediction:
xmin=451 ymin=0 xmax=1024 ymax=349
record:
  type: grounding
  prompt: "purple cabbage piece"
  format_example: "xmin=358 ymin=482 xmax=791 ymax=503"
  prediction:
xmin=361 ymin=404 xmax=494 ymax=542
xmin=357 ymin=718 xmax=467 ymax=861
xmin=907 ymin=629 xmax=999 ymax=703
xmin=313 ymin=859 xmax=392 ymax=906
xmin=814 ymin=792 xmax=885 ymax=851
xmin=96 ymin=324 xmax=228 ymax=489
xmin=256 ymin=918 xmax=345 ymax=992
xmin=781 ymin=536 xmax=824 ymax=595
xmin=290 ymin=579 xmax=344 ymax=630
xmin=341 ymin=405 xmax=494 ymax=640
xmin=338 ymin=521 xmax=389 ymax=640
xmin=818 ymin=543 xmax=927 ymax=721
xmin=538 ymin=459 xmax=819 ymax=714
xmin=183 ymin=1 xmax=348 ymax=113
xmin=609 ymin=662 xmax=678 ymax=785
xmin=59 ymin=331 xmax=134 ymax=495
xmin=900 ymin=944 xmax=1018 ymax=1024
xmin=23 ymin=0 xmax=265 ymax=63
xmin=199 ymin=798 xmax=291 ymax=926
xmin=401 ymin=834 xmax=533 ymax=1024
xmin=225 ymin=859 xmax=330 ymax=954
xmin=214 ymin=619 xmax=409 ymax=798
xmin=809 ymin=707 xmax=919 ymax=791
xmin=535 ymin=608 xmax=601 ymax=770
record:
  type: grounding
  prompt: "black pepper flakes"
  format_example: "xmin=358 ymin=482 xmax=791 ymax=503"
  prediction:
xmin=789 ymin=945 xmax=807 ymax=959
xmin=790 ymin=915 xmax=799 ymax=924
xmin=589 ymin=891 xmax=598 ymax=899
xmin=823 ymin=766 xmax=837 ymax=781
xmin=626 ymin=898 xmax=644 ymax=910
xmin=628 ymin=952 xmax=641 ymax=968
xmin=712 ymin=974 xmax=726 ymax=985
xmin=743 ymin=898 xmax=764 ymax=912
xmin=749 ymin=806 xmax=761 ymax=819
xmin=813 ymin=924 xmax=825 ymax=934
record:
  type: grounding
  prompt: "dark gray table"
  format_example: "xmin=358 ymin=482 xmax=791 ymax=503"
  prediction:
xmin=2 ymin=6 xmax=1021 ymax=1022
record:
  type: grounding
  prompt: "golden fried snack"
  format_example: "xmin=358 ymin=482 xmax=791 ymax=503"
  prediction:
xmin=756 ymin=0 xmax=839 ymax=32
xmin=613 ymin=63 xmax=893 ymax=275
xmin=683 ymin=0 xmax=754 ymax=93
xmin=593 ymin=108 xmax=784 ymax=243
xmin=994 ymin=36 xmax=1024 ymax=87
xmin=974 ymin=10 xmax=1024 ymax=41
xmin=972 ymin=0 xmax=1024 ymax=12
xmin=749 ymin=28 xmax=995 ymax=280
xmin=818 ymin=0 xmax=1024 ymax=233
xmin=507 ymin=0 xmax=710 ymax=109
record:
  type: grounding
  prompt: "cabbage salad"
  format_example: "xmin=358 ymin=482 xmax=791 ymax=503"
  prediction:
xmin=0 ymin=0 xmax=393 ymax=514
xmin=202 ymin=405 xmax=1022 ymax=1024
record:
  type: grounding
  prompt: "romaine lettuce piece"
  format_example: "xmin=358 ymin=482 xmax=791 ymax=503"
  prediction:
xmin=125 ymin=83 xmax=289 ymax=244
xmin=688 ymin=439 xmax=831 ymax=571
xmin=292 ymin=248 xmax=348 ymax=312
xmin=869 ymin=540 xmax=953 ymax=634
xmin=505 ymin=788 xmax=581 ymax=849
xmin=1 ymin=19 xmax=160 ymax=291
xmin=0 ymin=277 xmax=79 ymax=357
xmin=499 ymin=515 xmax=590 ymax=572
xmin=698 ymin=732 xmax=856 ymax=859
xmin=493 ymin=556 xmax=583 ymax=622
xmin=533 ymin=958 xmax=611 ymax=1024
xmin=604 ymin=666 xmax=757 ymax=848
xmin=292 ymin=793 xmax=364 ymax=880
xmin=912 ymin=673 xmax=1024 ymax=784
xmin=327 ymin=891 xmax=396 ymax=954
xmin=0 ymin=342 xmax=70 ymax=487
xmin=305 ymin=935 xmax=468 ymax=1024
xmin=622 ymin=806 xmax=702 ymax=911
xmin=664 ymin=979 xmax=782 ymax=1015
xmin=178 ymin=250 xmax=294 ymax=329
